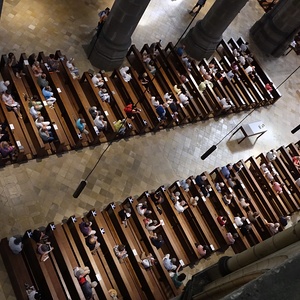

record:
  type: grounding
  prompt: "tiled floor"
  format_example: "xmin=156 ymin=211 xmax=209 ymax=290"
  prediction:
xmin=0 ymin=0 xmax=299 ymax=298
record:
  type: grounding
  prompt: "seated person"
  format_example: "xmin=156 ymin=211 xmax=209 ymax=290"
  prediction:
xmin=35 ymin=116 xmax=51 ymax=130
xmin=178 ymin=91 xmax=189 ymax=106
xmin=113 ymin=244 xmax=128 ymax=260
xmin=217 ymin=215 xmax=227 ymax=226
xmin=0 ymin=80 xmax=10 ymax=94
xmin=37 ymin=73 xmax=49 ymax=89
xmin=32 ymin=61 xmax=43 ymax=77
xmin=247 ymin=211 xmax=260 ymax=223
xmin=180 ymin=178 xmax=191 ymax=191
xmin=2 ymin=90 xmax=22 ymax=118
xmin=76 ymin=118 xmax=89 ymax=135
xmin=265 ymin=82 xmax=274 ymax=92
xmin=226 ymin=232 xmax=239 ymax=245
xmin=140 ymin=252 xmax=157 ymax=270
xmin=48 ymin=54 xmax=60 ymax=72
xmin=94 ymin=113 xmax=108 ymax=131
xmin=74 ymin=266 xmax=98 ymax=300
xmin=279 ymin=215 xmax=291 ymax=227
xmin=163 ymin=253 xmax=177 ymax=271
xmin=171 ymin=265 xmax=186 ymax=288
xmin=89 ymin=106 xmax=99 ymax=119
xmin=222 ymin=193 xmax=233 ymax=205
xmin=221 ymin=164 xmax=232 ymax=179
xmin=189 ymin=196 xmax=199 ymax=207
xmin=239 ymin=197 xmax=250 ymax=209
xmin=66 ymin=58 xmax=80 ymax=78
xmin=195 ymin=243 xmax=209 ymax=258
xmin=118 ymin=207 xmax=131 ymax=227
xmin=174 ymin=199 xmax=188 ymax=213
xmin=217 ymin=97 xmax=232 ymax=111
xmin=79 ymin=221 xmax=96 ymax=237
xmin=31 ymin=229 xmax=48 ymax=243
xmin=138 ymin=73 xmax=150 ymax=91
xmin=146 ymin=60 xmax=156 ymax=75
xmin=42 ymin=86 xmax=56 ymax=106
xmin=234 ymin=216 xmax=246 ymax=227
xmin=25 ymin=284 xmax=42 ymax=300
xmin=124 ymin=103 xmax=141 ymax=119
xmin=265 ymin=221 xmax=280 ymax=235
xmin=92 ymin=73 xmax=104 ymax=87
xmin=7 ymin=52 xmax=25 ymax=78
xmin=8 ymin=235 xmax=23 ymax=254
xmin=150 ymin=233 xmax=164 ymax=249
xmin=98 ymin=88 xmax=110 ymax=103
xmin=156 ymin=104 xmax=167 ymax=121
xmin=85 ymin=235 xmax=100 ymax=252
xmin=136 ymin=202 xmax=152 ymax=216
xmin=37 ymin=242 xmax=54 ymax=261
xmin=28 ymin=53 xmax=37 ymax=66
xmin=176 ymin=45 xmax=185 ymax=57
xmin=119 ymin=66 xmax=132 ymax=82
xmin=240 ymin=223 xmax=252 ymax=236
xmin=266 ymin=149 xmax=277 ymax=162
xmin=215 ymin=182 xmax=225 ymax=193
xmin=39 ymin=127 xmax=55 ymax=143
xmin=0 ymin=141 xmax=16 ymax=158
xmin=150 ymin=191 xmax=164 ymax=205
xmin=113 ymin=119 xmax=126 ymax=135
xmin=145 ymin=219 xmax=162 ymax=232
xmin=292 ymin=156 xmax=300 ymax=171
xmin=271 ymin=180 xmax=284 ymax=194
xmin=0 ymin=122 xmax=10 ymax=142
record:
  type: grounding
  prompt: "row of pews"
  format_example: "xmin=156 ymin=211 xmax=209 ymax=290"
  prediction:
xmin=0 ymin=37 xmax=280 ymax=165
xmin=1 ymin=141 xmax=299 ymax=299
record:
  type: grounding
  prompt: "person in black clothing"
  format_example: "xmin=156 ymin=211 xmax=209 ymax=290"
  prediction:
xmin=118 ymin=207 xmax=131 ymax=227
xmin=150 ymin=234 xmax=164 ymax=249
xmin=85 ymin=235 xmax=100 ymax=252
xmin=0 ymin=122 xmax=9 ymax=142
xmin=150 ymin=192 xmax=164 ymax=205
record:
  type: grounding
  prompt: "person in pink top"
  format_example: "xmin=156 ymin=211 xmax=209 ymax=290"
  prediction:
xmin=195 ymin=243 xmax=209 ymax=258
xmin=271 ymin=181 xmax=284 ymax=194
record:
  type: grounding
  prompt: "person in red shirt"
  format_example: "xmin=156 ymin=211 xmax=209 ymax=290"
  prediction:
xmin=217 ymin=215 xmax=227 ymax=226
xmin=124 ymin=103 xmax=141 ymax=119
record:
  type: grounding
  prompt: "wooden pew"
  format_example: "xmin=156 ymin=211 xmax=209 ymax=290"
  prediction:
xmin=103 ymin=205 xmax=149 ymax=300
xmin=121 ymin=197 xmax=182 ymax=297
xmin=1 ymin=60 xmax=51 ymax=157
xmin=55 ymin=51 xmax=102 ymax=144
xmin=47 ymin=223 xmax=86 ymax=300
xmin=168 ymin=181 xmax=220 ymax=251
xmin=246 ymin=156 xmax=291 ymax=216
xmin=237 ymin=160 xmax=280 ymax=222
xmin=20 ymin=53 xmax=69 ymax=153
xmin=138 ymin=191 xmax=191 ymax=265
xmin=111 ymin=69 xmax=152 ymax=131
xmin=153 ymin=44 xmax=205 ymax=121
xmin=66 ymin=216 xmax=111 ymax=299
xmin=141 ymin=44 xmax=191 ymax=125
xmin=236 ymin=37 xmax=281 ymax=101
xmin=188 ymin=178 xmax=246 ymax=253
xmin=100 ymin=72 xmax=137 ymax=135
xmin=22 ymin=233 xmax=68 ymax=300
xmin=38 ymin=52 xmax=87 ymax=148
xmin=210 ymin=57 xmax=247 ymax=110
xmin=0 ymin=238 xmax=34 ymax=300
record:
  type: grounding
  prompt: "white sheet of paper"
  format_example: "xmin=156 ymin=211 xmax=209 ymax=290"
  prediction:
xmin=104 ymin=111 xmax=109 ymax=116
xmin=132 ymin=249 xmax=138 ymax=256
xmin=24 ymin=60 xmax=29 ymax=66
xmin=9 ymin=124 xmax=14 ymax=130
xmin=53 ymin=124 xmax=58 ymax=130
xmin=57 ymin=88 xmax=62 ymax=93
xmin=16 ymin=140 xmax=21 ymax=147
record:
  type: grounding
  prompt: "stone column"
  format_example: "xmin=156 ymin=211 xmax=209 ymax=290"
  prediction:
xmin=88 ymin=0 xmax=150 ymax=70
xmin=250 ymin=0 xmax=300 ymax=57
xmin=182 ymin=0 xmax=249 ymax=60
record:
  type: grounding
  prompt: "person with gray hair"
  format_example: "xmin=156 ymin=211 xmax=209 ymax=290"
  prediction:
xmin=163 ymin=253 xmax=177 ymax=271
xmin=8 ymin=235 xmax=23 ymax=254
xmin=0 ymin=80 xmax=10 ymax=93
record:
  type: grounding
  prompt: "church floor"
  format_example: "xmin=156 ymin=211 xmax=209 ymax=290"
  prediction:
xmin=0 ymin=0 xmax=299 ymax=298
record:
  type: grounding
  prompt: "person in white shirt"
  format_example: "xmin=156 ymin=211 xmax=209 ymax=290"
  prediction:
xmin=178 ymin=92 xmax=189 ymax=105
xmin=66 ymin=58 xmax=80 ymax=78
xmin=234 ymin=216 xmax=246 ymax=227
xmin=98 ymin=88 xmax=110 ymax=103
xmin=92 ymin=73 xmax=104 ymax=87
xmin=94 ymin=114 xmax=107 ymax=131
xmin=8 ymin=236 xmax=23 ymax=254
xmin=140 ymin=252 xmax=157 ymax=269
xmin=0 ymin=80 xmax=10 ymax=94
xmin=119 ymin=66 xmax=132 ymax=82
xmin=35 ymin=116 xmax=51 ymax=130
xmin=174 ymin=200 xmax=188 ymax=213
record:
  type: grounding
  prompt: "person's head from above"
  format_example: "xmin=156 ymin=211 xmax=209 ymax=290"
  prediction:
xmin=5 ymin=90 xmax=11 ymax=95
xmin=4 ymin=80 xmax=10 ymax=87
xmin=175 ymin=191 xmax=180 ymax=197
xmin=95 ymin=73 xmax=101 ymax=78
xmin=274 ymin=223 xmax=280 ymax=228
xmin=226 ymin=163 xmax=232 ymax=170
xmin=33 ymin=61 xmax=40 ymax=67
xmin=49 ymin=54 xmax=55 ymax=59
xmin=233 ymin=233 xmax=239 ymax=238
xmin=171 ymin=258 xmax=177 ymax=264
xmin=41 ymin=73 xmax=47 ymax=79
xmin=37 ymin=116 xmax=45 ymax=122
xmin=157 ymin=234 xmax=163 ymax=241
xmin=105 ymin=7 xmax=110 ymax=13
xmin=101 ymin=88 xmax=107 ymax=93
xmin=201 ymin=175 xmax=207 ymax=181
xmin=14 ymin=236 xmax=23 ymax=245
xmin=88 ymin=236 xmax=96 ymax=244
xmin=79 ymin=118 xmax=85 ymax=124
xmin=40 ymin=243 xmax=51 ymax=253
xmin=1 ymin=141 xmax=9 ymax=148
xmin=118 ymin=244 xmax=125 ymax=252
xmin=178 ymin=273 xmax=186 ymax=282
xmin=8 ymin=52 xmax=15 ymax=59
xmin=83 ymin=221 xmax=90 ymax=227
xmin=99 ymin=115 xmax=104 ymax=120
xmin=222 ymin=216 xmax=227 ymax=221
xmin=45 ymin=86 xmax=51 ymax=91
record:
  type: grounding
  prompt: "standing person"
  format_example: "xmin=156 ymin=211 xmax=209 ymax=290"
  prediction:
xmin=97 ymin=7 xmax=110 ymax=35
xmin=189 ymin=0 xmax=206 ymax=15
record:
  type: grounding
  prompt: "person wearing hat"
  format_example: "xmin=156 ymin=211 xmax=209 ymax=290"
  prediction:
xmin=118 ymin=207 xmax=131 ymax=227
xmin=0 ymin=80 xmax=10 ymax=94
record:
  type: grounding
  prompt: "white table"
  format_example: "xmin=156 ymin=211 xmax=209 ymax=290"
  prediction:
xmin=232 ymin=121 xmax=267 ymax=144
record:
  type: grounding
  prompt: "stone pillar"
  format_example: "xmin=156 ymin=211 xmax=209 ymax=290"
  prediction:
xmin=250 ymin=0 xmax=300 ymax=57
xmin=88 ymin=0 xmax=150 ymax=70
xmin=182 ymin=0 xmax=249 ymax=60
xmin=219 ymin=220 xmax=300 ymax=275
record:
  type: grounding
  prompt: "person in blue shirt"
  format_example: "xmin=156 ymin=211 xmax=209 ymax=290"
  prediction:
xmin=176 ymin=45 xmax=185 ymax=57
xmin=76 ymin=118 xmax=89 ymax=135
xmin=42 ymin=86 xmax=56 ymax=107
xmin=221 ymin=164 xmax=232 ymax=179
